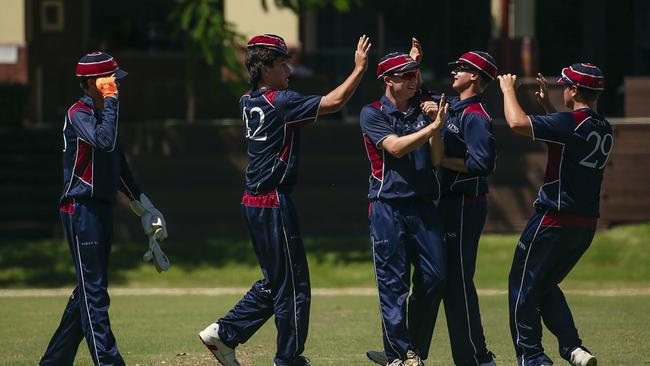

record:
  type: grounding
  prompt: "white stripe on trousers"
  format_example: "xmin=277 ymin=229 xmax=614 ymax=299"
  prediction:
xmin=278 ymin=192 xmax=300 ymax=354
xmin=513 ymin=211 xmax=547 ymax=366
xmin=459 ymin=196 xmax=479 ymax=365
xmin=371 ymin=234 xmax=400 ymax=359
xmin=74 ymin=231 xmax=102 ymax=365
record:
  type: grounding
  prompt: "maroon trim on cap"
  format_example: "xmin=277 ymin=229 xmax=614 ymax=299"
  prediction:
xmin=247 ymin=34 xmax=288 ymax=55
xmin=76 ymin=58 xmax=119 ymax=77
xmin=561 ymin=66 xmax=605 ymax=91
xmin=376 ymin=54 xmax=418 ymax=79
xmin=458 ymin=52 xmax=497 ymax=80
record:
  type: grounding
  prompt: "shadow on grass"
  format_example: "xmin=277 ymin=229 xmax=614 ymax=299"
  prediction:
xmin=0 ymin=235 xmax=372 ymax=288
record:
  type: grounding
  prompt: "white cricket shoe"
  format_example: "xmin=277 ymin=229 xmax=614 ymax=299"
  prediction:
xmin=199 ymin=322 xmax=241 ymax=366
xmin=570 ymin=348 xmax=597 ymax=366
xmin=366 ymin=350 xmax=387 ymax=365
xmin=387 ymin=360 xmax=405 ymax=366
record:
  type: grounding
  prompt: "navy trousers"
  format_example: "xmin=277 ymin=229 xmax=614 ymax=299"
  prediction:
xmin=218 ymin=191 xmax=310 ymax=366
xmin=439 ymin=194 xmax=493 ymax=365
xmin=40 ymin=199 xmax=124 ymax=366
xmin=369 ymin=199 xmax=446 ymax=362
xmin=508 ymin=210 xmax=596 ymax=366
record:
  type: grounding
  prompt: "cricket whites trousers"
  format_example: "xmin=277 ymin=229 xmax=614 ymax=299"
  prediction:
xmin=40 ymin=199 xmax=124 ymax=366
xmin=509 ymin=210 xmax=596 ymax=366
xmin=217 ymin=191 xmax=310 ymax=366
xmin=369 ymin=199 xmax=446 ymax=363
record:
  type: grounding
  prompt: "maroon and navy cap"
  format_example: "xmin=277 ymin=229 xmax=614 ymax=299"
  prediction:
xmin=377 ymin=52 xmax=419 ymax=79
xmin=247 ymin=34 xmax=290 ymax=57
xmin=558 ymin=63 xmax=605 ymax=91
xmin=448 ymin=51 xmax=497 ymax=80
xmin=76 ymin=51 xmax=127 ymax=79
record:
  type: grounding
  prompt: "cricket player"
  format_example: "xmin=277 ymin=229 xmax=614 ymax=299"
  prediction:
xmin=198 ymin=34 xmax=371 ymax=366
xmin=366 ymin=42 xmax=497 ymax=366
xmin=360 ymin=48 xmax=449 ymax=366
xmin=498 ymin=63 xmax=610 ymax=366
xmin=439 ymin=51 xmax=498 ymax=366
xmin=40 ymin=51 xmax=168 ymax=366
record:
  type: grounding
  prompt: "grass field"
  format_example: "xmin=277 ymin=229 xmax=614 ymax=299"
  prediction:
xmin=1 ymin=224 xmax=650 ymax=364
xmin=1 ymin=293 xmax=649 ymax=365
xmin=2 ymin=224 xmax=650 ymax=290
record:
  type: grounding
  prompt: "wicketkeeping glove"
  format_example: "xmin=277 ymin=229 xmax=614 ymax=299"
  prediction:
xmin=142 ymin=235 xmax=170 ymax=273
xmin=129 ymin=193 xmax=169 ymax=272
xmin=96 ymin=75 xmax=118 ymax=98
xmin=129 ymin=193 xmax=168 ymax=241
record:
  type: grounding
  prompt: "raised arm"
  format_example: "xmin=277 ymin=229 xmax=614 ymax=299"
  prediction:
xmin=319 ymin=35 xmax=371 ymax=115
xmin=422 ymin=95 xmax=447 ymax=166
xmin=497 ymin=74 xmax=532 ymax=137
xmin=535 ymin=73 xmax=557 ymax=114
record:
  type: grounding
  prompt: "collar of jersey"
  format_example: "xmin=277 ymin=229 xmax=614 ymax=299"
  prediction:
xmin=449 ymin=93 xmax=482 ymax=113
xmin=380 ymin=95 xmax=419 ymax=117
xmin=80 ymin=94 xmax=95 ymax=110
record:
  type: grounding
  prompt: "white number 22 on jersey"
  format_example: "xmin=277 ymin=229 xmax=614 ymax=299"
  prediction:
xmin=579 ymin=131 xmax=613 ymax=170
xmin=243 ymin=107 xmax=267 ymax=141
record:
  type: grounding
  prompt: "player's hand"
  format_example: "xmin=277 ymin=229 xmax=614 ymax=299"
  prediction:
xmin=354 ymin=35 xmax=371 ymax=72
xmin=409 ymin=37 xmax=423 ymax=63
xmin=420 ymin=100 xmax=439 ymax=120
xmin=535 ymin=73 xmax=552 ymax=106
xmin=430 ymin=94 xmax=449 ymax=131
xmin=497 ymin=74 xmax=517 ymax=93
xmin=96 ymin=75 xmax=118 ymax=98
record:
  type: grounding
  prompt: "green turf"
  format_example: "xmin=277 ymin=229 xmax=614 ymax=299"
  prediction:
xmin=1 ymin=293 xmax=649 ymax=365
xmin=2 ymin=224 xmax=650 ymax=289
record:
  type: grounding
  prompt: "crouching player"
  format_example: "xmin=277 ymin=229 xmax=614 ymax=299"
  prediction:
xmin=361 ymin=50 xmax=449 ymax=366
xmin=198 ymin=34 xmax=371 ymax=366
xmin=498 ymin=64 xmax=611 ymax=366
xmin=40 ymin=52 xmax=168 ymax=366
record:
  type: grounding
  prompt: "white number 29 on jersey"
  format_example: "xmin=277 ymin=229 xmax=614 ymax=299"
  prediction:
xmin=579 ymin=131 xmax=613 ymax=170
xmin=243 ymin=107 xmax=267 ymax=141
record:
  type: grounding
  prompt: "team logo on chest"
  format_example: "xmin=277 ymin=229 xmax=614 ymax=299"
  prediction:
xmin=414 ymin=120 xmax=427 ymax=130
xmin=446 ymin=123 xmax=459 ymax=134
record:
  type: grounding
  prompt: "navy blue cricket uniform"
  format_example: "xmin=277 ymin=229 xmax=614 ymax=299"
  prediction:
xmin=41 ymin=95 xmax=141 ymax=366
xmin=438 ymin=94 xmax=496 ymax=365
xmin=360 ymin=95 xmax=446 ymax=362
xmin=509 ymin=109 xmax=613 ymax=365
xmin=215 ymin=88 xmax=321 ymax=366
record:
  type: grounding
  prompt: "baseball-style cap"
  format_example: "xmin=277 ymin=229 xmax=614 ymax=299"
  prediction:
xmin=558 ymin=63 xmax=605 ymax=91
xmin=377 ymin=52 xmax=419 ymax=79
xmin=448 ymin=51 xmax=497 ymax=80
xmin=247 ymin=34 xmax=290 ymax=58
xmin=76 ymin=51 xmax=128 ymax=79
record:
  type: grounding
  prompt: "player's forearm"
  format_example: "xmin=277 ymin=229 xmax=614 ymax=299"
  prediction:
xmin=540 ymin=99 xmax=557 ymax=114
xmin=440 ymin=157 xmax=468 ymax=173
xmin=319 ymin=67 xmax=364 ymax=115
xmin=429 ymin=130 xmax=443 ymax=166
xmin=502 ymin=89 xmax=533 ymax=137
xmin=382 ymin=124 xmax=435 ymax=158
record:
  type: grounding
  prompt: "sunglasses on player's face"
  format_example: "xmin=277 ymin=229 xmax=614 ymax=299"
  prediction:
xmin=391 ymin=70 xmax=419 ymax=80
xmin=451 ymin=66 xmax=476 ymax=76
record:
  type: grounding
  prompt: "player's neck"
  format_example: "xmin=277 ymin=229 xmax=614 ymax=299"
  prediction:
xmin=572 ymin=100 xmax=597 ymax=112
xmin=458 ymin=85 xmax=479 ymax=101
xmin=384 ymin=90 xmax=410 ymax=112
